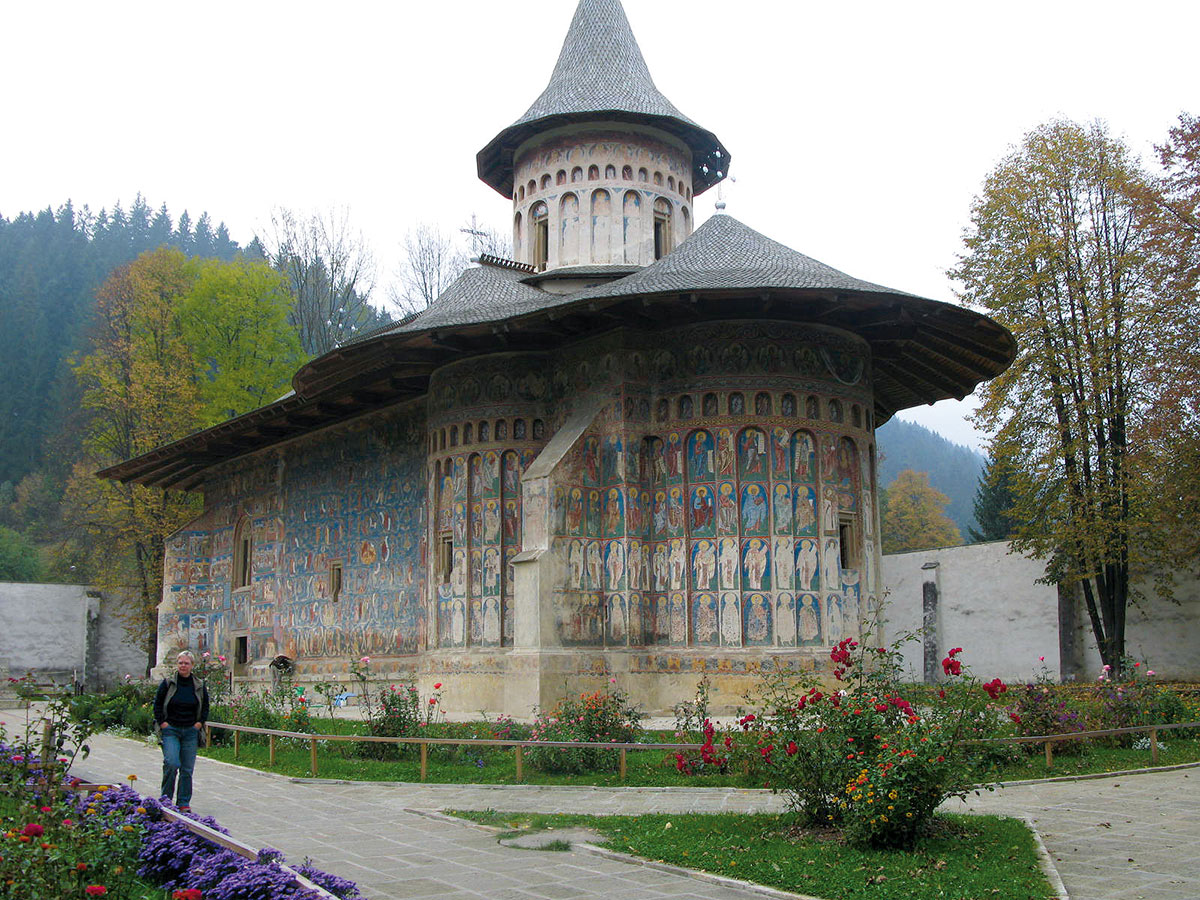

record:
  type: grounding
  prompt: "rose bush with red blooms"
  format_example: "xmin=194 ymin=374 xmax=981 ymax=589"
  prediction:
xmin=742 ymin=618 xmax=1010 ymax=849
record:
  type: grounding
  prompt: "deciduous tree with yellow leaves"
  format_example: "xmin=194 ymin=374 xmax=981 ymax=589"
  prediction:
xmin=63 ymin=248 xmax=301 ymax=672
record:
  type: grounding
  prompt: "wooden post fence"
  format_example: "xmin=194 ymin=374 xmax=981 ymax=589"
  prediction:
xmin=199 ymin=719 xmax=1200 ymax=784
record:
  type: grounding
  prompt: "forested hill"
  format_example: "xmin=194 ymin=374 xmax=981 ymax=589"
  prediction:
xmin=875 ymin=417 xmax=986 ymax=537
xmin=0 ymin=198 xmax=242 ymax=487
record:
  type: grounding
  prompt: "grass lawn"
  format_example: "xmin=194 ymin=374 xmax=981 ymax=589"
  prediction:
xmin=199 ymin=739 xmax=748 ymax=786
xmin=198 ymin=730 xmax=1200 ymax=787
xmin=451 ymin=810 xmax=1056 ymax=900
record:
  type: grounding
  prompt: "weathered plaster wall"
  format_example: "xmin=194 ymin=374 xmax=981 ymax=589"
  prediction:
xmin=882 ymin=541 xmax=1200 ymax=682
xmin=1073 ymin=571 xmax=1200 ymax=681
xmin=0 ymin=583 xmax=89 ymax=680
xmin=0 ymin=583 xmax=143 ymax=688
xmin=92 ymin=593 xmax=147 ymax=685
xmin=881 ymin=542 xmax=1060 ymax=683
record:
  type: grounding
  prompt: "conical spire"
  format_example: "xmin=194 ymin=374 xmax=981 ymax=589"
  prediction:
xmin=477 ymin=0 xmax=728 ymax=198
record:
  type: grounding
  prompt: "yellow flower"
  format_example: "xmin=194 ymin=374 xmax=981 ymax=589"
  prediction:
xmin=85 ymin=809 xmax=97 ymax=815
xmin=103 ymin=829 xmax=115 ymax=837
xmin=127 ymin=774 xmax=138 ymax=782
xmin=122 ymin=825 xmax=135 ymax=833
xmin=136 ymin=807 xmax=147 ymax=814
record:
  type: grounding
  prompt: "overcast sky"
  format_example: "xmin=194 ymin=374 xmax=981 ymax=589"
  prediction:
xmin=4 ymin=0 xmax=1196 ymax=452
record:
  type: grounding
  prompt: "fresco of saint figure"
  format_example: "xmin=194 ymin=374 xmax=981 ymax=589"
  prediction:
xmin=690 ymin=485 xmax=715 ymax=536
xmin=744 ymin=593 xmax=771 ymax=644
xmin=716 ymin=428 xmax=734 ymax=475
xmin=796 ymin=538 xmax=819 ymax=591
xmin=741 ymin=484 xmax=768 ymax=533
xmin=692 ymin=539 xmax=716 ymax=590
xmin=688 ymin=430 xmax=714 ymax=480
xmin=799 ymin=594 xmax=821 ymax=644
xmin=742 ymin=538 xmax=770 ymax=590
xmin=693 ymin=593 xmax=718 ymax=644
xmin=717 ymin=482 xmax=737 ymax=533
xmin=720 ymin=593 xmax=741 ymax=645
xmin=739 ymin=428 xmax=767 ymax=478
xmin=772 ymin=483 xmax=792 ymax=533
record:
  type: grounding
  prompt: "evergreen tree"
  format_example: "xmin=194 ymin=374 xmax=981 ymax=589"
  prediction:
xmin=968 ymin=459 xmax=1019 ymax=542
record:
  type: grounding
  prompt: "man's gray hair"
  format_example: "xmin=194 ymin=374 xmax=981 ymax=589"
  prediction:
xmin=176 ymin=650 xmax=196 ymax=664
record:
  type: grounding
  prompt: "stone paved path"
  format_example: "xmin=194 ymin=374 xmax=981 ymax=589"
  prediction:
xmin=74 ymin=733 xmax=1199 ymax=900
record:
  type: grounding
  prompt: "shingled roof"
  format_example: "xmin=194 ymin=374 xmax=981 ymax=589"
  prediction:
xmin=570 ymin=214 xmax=924 ymax=302
xmin=477 ymin=0 xmax=729 ymax=198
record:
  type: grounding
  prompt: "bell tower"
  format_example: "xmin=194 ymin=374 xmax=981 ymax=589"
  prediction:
xmin=477 ymin=0 xmax=729 ymax=273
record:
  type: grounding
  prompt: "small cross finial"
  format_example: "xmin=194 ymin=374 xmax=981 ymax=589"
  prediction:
xmin=715 ymin=173 xmax=735 ymax=213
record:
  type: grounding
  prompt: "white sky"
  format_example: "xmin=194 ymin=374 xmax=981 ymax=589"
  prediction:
xmin=4 ymin=0 xmax=1197 ymax=452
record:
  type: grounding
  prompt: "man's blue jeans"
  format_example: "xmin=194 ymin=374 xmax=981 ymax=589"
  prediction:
xmin=161 ymin=725 xmax=199 ymax=806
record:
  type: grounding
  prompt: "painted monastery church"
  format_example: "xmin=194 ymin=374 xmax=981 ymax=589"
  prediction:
xmin=104 ymin=0 xmax=1015 ymax=713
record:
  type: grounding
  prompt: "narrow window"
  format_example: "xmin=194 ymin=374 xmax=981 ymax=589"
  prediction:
xmin=571 ymin=166 xmax=583 ymax=182
xmin=622 ymin=165 xmax=633 ymax=180
xmin=531 ymin=202 xmax=549 ymax=271
xmin=438 ymin=534 xmax=453 ymax=584
xmin=463 ymin=422 xmax=473 ymax=444
xmin=232 ymin=518 xmax=252 ymax=590
xmin=556 ymin=169 xmax=567 ymax=185
xmin=235 ymin=635 xmax=248 ymax=667
xmin=329 ymin=560 xmax=343 ymax=602
xmin=838 ymin=516 xmax=861 ymax=569
xmin=588 ymin=164 xmax=599 ymax=180
xmin=653 ymin=198 xmax=672 ymax=260
xmin=605 ymin=164 xmax=617 ymax=179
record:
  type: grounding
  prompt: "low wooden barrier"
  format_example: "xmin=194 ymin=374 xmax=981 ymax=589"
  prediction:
xmin=965 ymin=720 xmax=1200 ymax=768
xmin=207 ymin=721 xmax=702 ymax=781
xmin=206 ymin=718 xmax=1200 ymax=780
xmin=68 ymin=781 xmax=337 ymax=899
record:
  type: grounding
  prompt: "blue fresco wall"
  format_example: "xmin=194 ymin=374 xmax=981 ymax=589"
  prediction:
xmin=160 ymin=402 xmax=428 ymax=670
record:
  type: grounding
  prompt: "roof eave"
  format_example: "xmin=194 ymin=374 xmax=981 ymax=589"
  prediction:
xmin=476 ymin=111 xmax=730 ymax=199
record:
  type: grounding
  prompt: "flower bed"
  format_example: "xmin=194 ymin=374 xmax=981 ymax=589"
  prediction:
xmin=0 ymin=751 xmax=364 ymax=899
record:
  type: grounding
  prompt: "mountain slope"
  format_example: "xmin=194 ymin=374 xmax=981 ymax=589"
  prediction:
xmin=875 ymin=418 xmax=986 ymax=538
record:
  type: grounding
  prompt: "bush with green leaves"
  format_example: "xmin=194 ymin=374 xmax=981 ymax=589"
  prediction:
xmin=744 ymin=628 xmax=1009 ymax=849
xmin=526 ymin=682 xmax=643 ymax=774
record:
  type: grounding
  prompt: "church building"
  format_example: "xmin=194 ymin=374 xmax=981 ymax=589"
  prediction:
xmin=102 ymin=0 xmax=1014 ymax=714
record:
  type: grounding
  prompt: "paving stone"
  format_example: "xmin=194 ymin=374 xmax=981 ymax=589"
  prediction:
xmin=73 ymin=733 xmax=1200 ymax=900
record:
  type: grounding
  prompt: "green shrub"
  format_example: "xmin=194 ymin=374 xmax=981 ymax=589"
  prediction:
xmin=743 ymin=623 xmax=1011 ymax=850
xmin=526 ymin=683 xmax=643 ymax=774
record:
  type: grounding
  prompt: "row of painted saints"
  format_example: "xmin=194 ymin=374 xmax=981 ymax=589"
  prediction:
xmin=554 ymin=587 xmax=860 ymax=647
xmin=576 ymin=427 xmax=860 ymax=488
xmin=564 ymin=536 xmax=837 ymax=592
xmin=562 ymin=429 xmax=869 ymax=541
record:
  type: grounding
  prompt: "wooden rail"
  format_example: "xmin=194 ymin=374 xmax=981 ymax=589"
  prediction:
xmin=206 ymin=721 xmax=702 ymax=780
xmin=964 ymin=721 xmax=1200 ymax=767
xmin=69 ymin=782 xmax=338 ymax=899
xmin=206 ymin=718 xmax=1200 ymax=779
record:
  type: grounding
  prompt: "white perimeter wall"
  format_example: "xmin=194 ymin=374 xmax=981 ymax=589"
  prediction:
xmin=882 ymin=542 xmax=1200 ymax=683
xmin=880 ymin=542 xmax=1060 ymax=683
xmin=0 ymin=583 xmax=145 ymax=687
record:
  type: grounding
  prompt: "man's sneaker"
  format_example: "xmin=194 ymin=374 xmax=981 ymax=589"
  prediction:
xmin=178 ymin=805 xmax=191 ymax=813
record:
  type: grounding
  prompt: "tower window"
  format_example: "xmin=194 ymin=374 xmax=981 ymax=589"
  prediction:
xmin=531 ymin=202 xmax=549 ymax=271
xmin=653 ymin=198 xmax=672 ymax=260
